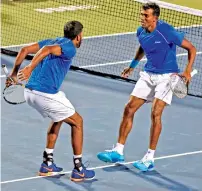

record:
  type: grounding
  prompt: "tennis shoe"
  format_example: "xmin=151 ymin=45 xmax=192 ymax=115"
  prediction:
xmin=133 ymin=159 xmax=154 ymax=172
xmin=38 ymin=162 xmax=63 ymax=176
xmin=70 ymin=164 xmax=95 ymax=182
xmin=97 ymin=150 xmax=124 ymax=163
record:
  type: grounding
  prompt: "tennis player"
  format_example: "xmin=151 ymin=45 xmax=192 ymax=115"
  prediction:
xmin=97 ymin=3 xmax=196 ymax=171
xmin=6 ymin=21 xmax=95 ymax=181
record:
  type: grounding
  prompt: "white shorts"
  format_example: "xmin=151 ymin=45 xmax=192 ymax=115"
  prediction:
xmin=131 ymin=71 xmax=174 ymax=105
xmin=24 ymin=88 xmax=75 ymax=122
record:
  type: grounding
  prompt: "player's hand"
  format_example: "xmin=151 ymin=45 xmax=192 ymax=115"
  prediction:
xmin=5 ymin=74 xmax=17 ymax=87
xmin=181 ymin=69 xmax=192 ymax=84
xmin=121 ymin=67 xmax=134 ymax=78
xmin=17 ymin=65 xmax=32 ymax=81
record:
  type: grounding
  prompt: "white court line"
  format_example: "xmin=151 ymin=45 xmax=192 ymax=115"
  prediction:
xmin=1 ymin=150 xmax=202 ymax=184
xmin=2 ymin=25 xmax=201 ymax=48
xmin=80 ymin=51 xmax=202 ymax=68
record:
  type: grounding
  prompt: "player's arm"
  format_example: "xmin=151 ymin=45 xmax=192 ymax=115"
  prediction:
xmin=28 ymin=45 xmax=62 ymax=70
xmin=162 ymin=23 xmax=196 ymax=82
xmin=5 ymin=43 xmax=41 ymax=86
xmin=121 ymin=46 xmax=144 ymax=78
xmin=17 ymin=45 xmax=62 ymax=81
xmin=11 ymin=43 xmax=40 ymax=77
xmin=180 ymin=39 xmax=197 ymax=82
xmin=131 ymin=45 xmax=145 ymax=67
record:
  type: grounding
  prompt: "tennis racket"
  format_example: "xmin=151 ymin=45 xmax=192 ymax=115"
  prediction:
xmin=2 ymin=64 xmax=26 ymax=105
xmin=170 ymin=69 xmax=198 ymax=99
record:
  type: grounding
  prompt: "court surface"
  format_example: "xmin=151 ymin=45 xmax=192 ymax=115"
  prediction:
xmin=1 ymin=54 xmax=202 ymax=191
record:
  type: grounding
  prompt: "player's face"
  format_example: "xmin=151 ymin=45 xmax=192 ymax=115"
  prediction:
xmin=140 ymin=9 xmax=157 ymax=29
xmin=76 ymin=32 xmax=83 ymax=48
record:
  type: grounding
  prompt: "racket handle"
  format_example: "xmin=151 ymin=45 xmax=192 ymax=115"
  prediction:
xmin=191 ymin=69 xmax=198 ymax=77
xmin=2 ymin=64 xmax=9 ymax=77
xmin=1 ymin=64 xmax=14 ymax=82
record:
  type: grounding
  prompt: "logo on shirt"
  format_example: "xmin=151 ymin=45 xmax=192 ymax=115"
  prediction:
xmin=155 ymin=41 xmax=161 ymax=44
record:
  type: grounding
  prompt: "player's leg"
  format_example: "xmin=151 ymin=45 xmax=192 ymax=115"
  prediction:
xmin=63 ymin=112 xmax=83 ymax=159
xmin=133 ymin=98 xmax=166 ymax=171
xmin=39 ymin=121 xmax=64 ymax=176
xmin=118 ymin=96 xmax=146 ymax=145
xmin=46 ymin=121 xmax=63 ymax=149
xmin=150 ymin=98 xmax=167 ymax=151
xmin=25 ymin=90 xmax=87 ymax=177
xmin=133 ymin=73 xmax=173 ymax=171
xmin=97 ymin=96 xmax=145 ymax=163
xmin=97 ymin=71 xmax=154 ymax=163
xmin=24 ymin=89 xmax=63 ymax=175
xmin=63 ymin=112 xmax=95 ymax=182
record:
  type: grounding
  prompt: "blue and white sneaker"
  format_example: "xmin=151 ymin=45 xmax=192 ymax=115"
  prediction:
xmin=133 ymin=160 xmax=154 ymax=172
xmin=70 ymin=164 xmax=95 ymax=182
xmin=97 ymin=150 xmax=124 ymax=163
xmin=38 ymin=162 xmax=63 ymax=176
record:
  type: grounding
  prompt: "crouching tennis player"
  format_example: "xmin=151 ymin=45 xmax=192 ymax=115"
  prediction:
xmin=7 ymin=21 xmax=95 ymax=181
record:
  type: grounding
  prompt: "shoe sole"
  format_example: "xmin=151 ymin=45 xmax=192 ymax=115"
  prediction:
xmin=133 ymin=164 xmax=154 ymax=172
xmin=70 ymin=176 xmax=95 ymax=182
xmin=38 ymin=171 xmax=64 ymax=176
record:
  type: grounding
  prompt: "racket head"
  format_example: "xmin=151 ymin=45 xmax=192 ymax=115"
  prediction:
xmin=169 ymin=74 xmax=188 ymax=99
xmin=3 ymin=84 xmax=26 ymax=105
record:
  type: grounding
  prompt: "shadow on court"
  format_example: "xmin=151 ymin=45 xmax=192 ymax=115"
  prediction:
xmin=102 ymin=164 xmax=199 ymax=191
xmin=43 ymin=175 xmax=98 ymax=191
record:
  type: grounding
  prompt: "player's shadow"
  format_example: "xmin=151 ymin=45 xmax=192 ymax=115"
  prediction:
xmin=43 ymin=174 xmax=98 ymax=191
xmin=102 ymin=164 xmax=199 ymax=191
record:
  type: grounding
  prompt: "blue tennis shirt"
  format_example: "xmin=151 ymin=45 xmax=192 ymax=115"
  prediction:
xmin=26 ymin=37 xmax=76 ymax=94
xmin=137 ymin=20 xmax=185 ymax=74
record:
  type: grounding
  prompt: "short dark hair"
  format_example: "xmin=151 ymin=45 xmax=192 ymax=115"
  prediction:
xmin=142 ymin=2 xmax=160 ymax=17
xmin=64 ymin=21 xmax=83 ymax=40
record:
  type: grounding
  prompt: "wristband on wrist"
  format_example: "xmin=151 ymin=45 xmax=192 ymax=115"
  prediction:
xmin=129 ymin=59 xmax=139 ymax=68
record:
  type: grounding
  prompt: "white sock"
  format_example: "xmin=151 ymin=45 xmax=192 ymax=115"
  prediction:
xmin=45 ymin=148 xmax=54 ymax=154
xmin=142 ymin=149 xmax=155 ymax=162
xmin=113 ymin=143 xmax=124 ymax=155
xmin=73 ymin=154 xmax=82 ymax=158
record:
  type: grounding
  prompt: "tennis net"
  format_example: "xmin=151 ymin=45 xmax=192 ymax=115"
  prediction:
xmin=2 ymin=0 xmax=202 ymax=97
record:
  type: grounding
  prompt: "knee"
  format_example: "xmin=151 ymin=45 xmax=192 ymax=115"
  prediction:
xmin=77 ymin=115 xmax=83 ymax=127
xmin=151 ymin=109 xmax=162 ymax=123
xmin=75 ymin=114 xmax=83 ymax=129
xmin=124 ymin=102 xmax=136 ymax=117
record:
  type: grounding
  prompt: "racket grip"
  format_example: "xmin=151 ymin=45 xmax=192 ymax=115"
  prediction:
xmin=2 ymin=64 xmax=9 ymax=77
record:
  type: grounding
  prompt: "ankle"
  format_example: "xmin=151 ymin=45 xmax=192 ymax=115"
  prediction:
xmin=113 ymin=143 xmax=124 ymax=155
xmin=73 ymin=155 xmax=83 ymax=171
xmin=43 ymin=151 xmax=54 ymax=166
xmin=142 ymin=149 xmax=155 ymax=162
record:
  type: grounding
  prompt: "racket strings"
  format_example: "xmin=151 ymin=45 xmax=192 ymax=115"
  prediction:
xmin=170 ymin=75 xmax=187 ymax=98
xmin=3 ymin=85 xmax=25 ymax=104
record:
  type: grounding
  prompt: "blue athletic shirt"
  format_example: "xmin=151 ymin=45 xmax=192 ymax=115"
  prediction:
xmin=25 ymin=37 xmax=76 ymax=94
xmin=137 ymin=20 xmax=185 ymax=74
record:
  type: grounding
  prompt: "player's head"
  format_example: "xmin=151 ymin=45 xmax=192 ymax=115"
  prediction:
xmin=64 ymin=21 xmax=83 ymax=48
xmin=141 ymin=2 xmax=160 ymax=29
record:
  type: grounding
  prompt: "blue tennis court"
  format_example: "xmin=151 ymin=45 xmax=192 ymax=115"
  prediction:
xmin=1 ymin=51 xmax=202 ymax=190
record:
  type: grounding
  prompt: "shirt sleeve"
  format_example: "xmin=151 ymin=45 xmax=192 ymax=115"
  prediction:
xmin=38 ymin=39 xmax=53 ymax=49
xmin=59 ymin=40 xmax=76 ymax=60
xmin=160 ymin=23 xmax=185 ymax=46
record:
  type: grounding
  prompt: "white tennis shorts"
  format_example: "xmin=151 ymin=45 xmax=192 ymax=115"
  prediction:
xmin=131 ymin=71 xmax=174 ymax=105
xmin=24 ymin=88 xmax=75 ymax=122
